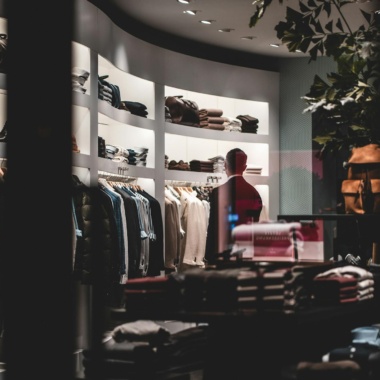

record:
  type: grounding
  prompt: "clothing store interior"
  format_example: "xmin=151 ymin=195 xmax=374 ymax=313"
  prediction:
xmin=0 ymin=0 xmax=380 ymax=379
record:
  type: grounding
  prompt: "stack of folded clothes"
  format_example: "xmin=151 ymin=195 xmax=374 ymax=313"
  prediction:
xmin=189 ymin=159 xmax=214 ymax=173
xmin=199 ymin=108 xmax=225 ymax=130
xmin=245 ymin=164 xmax=262 ymax=175
xmin=98 ymin=75 xmax=121 ymax=109
xmin=259 ymin=266 xmax=313 ymax=313
xmin=128 ymin=147 xmax=149 ymax=167
xmin=223 ymin=117 xmax=242 ymax=132
xmin=208 ymin=155 xmax=225 ymax=173
xmin=104 ymin=145 xmax=149 ymax=166
xmin=313 ymin=275 xmax=359 ymax=305
xmin=72 ymin=67 xmax=90 ymax=94
xmin=312 ymin=265 xmax=375 ymax=305
xmin=176 ymin=264 xmax=322 ymax=314
xmin=168 ymin=160 xmax=190 ymax=171
xmin=98 ymin=136 xmax=106 ymax=158
xmin=82 ymin=320 xmax=209 ymax=379
xmin=176 ymin=267 xmax=259 ymax=313
xmin=124 ymin=276 xmax=183 ymax=314
xmin=236 ymin=114 xmax=259 ymax=133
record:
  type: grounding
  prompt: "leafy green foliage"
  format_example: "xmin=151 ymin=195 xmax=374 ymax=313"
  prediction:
xmin=250 ymin=0 xmax=380 ymax=159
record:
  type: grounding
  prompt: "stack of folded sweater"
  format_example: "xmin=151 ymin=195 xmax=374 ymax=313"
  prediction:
xmin=245 ymin=164 xmax=262 ymax=175
xmin=104 ymin=145 xmax=149 ymax=166
xmin=236 ymin=114 xmax=259 ymax=133
xmin=208 ymin=155 xmax=225 ymax=173
xmin=199 ymin=109 xmax=225 ymax=130
xmin=72 ymin=67 xmax=90 ymax=94
xmin=259 ymin=266 xmax=313 ymax=313
xmin=223 ymin=117 xmax=242 ymax=132
xmin=189 ymin=159 xmax=214 ymax=173
xmin=178 ymin=267 xmax=259 ymax=313
xmin=128 ymin=147 xmax=149 ymax=167
xmin=82 ymin=320 xmax=209 ymax=379
xmin=313 ymin=265 xmax=375 ymax=305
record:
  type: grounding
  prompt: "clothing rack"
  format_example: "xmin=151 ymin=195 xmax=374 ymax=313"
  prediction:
xmin=98 ymin=170 xmax=137 ymax=184
xmin=165 ymin=178 xmax=220 ymax=187
xmin=206 ymin=175 xmax=222 ymax=184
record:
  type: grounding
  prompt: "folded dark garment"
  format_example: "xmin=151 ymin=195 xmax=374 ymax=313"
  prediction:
xmin=236 ymin=114 xmax=259 ymax=125
xmin=241 ymin=124 xmax=258 ymax=133
xmin=328 ymin=344 xmax=380 ymax=372
xmin=296 ymin=360 xmax=362 ymax=380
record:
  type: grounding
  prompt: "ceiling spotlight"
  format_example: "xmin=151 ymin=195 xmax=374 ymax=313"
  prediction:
xmin=177 ymin=0 xmax=192 ymax=4
xmin=218 ymin=28 xmax=234 ymax=33
xmin=183 ymin=10 xmax=198 ymax=15
xmin=270 ymin=43 xmax=280 ymax=48
xmin=200 ymin=20 xmax=215 ymax=25
xmin=241 ymin=36 xmax=256 ymax=40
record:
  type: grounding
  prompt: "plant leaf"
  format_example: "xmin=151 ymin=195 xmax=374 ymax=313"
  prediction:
xmin=299 ymin=2 xmax=310 ymax=13
xmin=325 ymin=20 xmax=333 ymax=33
xmin=336 ymin=18 xmax=343 ymax=32
xmin=314 ymin=20 xmax=324 ymax=34
xmin=360 ymin=9 xmax=371 ymax=24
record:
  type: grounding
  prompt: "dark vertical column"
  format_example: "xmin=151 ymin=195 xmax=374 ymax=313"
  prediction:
xmin=3 ymin=1 xmax=74 ymax=379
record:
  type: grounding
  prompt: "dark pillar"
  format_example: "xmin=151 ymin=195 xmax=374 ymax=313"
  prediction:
xmin=2 ymin=1 xmax=74 ymax=379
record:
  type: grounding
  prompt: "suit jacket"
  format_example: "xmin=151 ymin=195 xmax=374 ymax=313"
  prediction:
xmin=205 ymin=175 xmax=263 ymax=262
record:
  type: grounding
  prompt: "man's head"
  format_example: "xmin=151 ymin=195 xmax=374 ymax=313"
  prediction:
xmin=225 ymin=148 xmax=247 ymax=176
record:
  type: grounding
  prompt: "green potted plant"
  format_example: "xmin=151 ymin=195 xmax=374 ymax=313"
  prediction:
xmin=250 ymin=0 xmax=380 ymax=159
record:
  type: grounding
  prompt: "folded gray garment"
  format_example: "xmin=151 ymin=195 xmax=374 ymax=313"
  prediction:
xmin=72 ymin=66 xmax=90 ymax=79
xmin=112 ymin=320 xmax=170 ymax=344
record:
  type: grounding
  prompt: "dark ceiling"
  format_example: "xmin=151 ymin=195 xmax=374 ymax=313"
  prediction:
xmin=89 ymin=0 xmax=378 ymax=71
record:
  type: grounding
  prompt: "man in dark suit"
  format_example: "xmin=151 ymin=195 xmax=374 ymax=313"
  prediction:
xmin=205 ymin=148 xmax=263 ymax=262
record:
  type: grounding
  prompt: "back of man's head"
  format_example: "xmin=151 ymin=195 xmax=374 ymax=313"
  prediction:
xmin=226 ymin=148 xmax=247 ymax=174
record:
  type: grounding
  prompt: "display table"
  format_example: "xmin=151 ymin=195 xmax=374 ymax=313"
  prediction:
xmin=278 ymin=214 xmax=380 ymax=263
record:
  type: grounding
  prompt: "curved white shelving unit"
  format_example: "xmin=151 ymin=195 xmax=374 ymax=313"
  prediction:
xmin=164 ymin=122 xmax=268 ymax=144
xmin=70 ymin=0 xmax=279 ymax=220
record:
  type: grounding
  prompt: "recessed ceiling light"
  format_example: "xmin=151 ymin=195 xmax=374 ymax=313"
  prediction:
xmin=218 ymin=28 xmax=234 ymax=33
xmin=183 ymin=10 xmax=199 ymax=15
xmin=241 ymin=36 xmax=256 ymax=40
xmin=270 ymin=43 xmax=280 ymax=48
xmin=200 ymin=20 xmax=215 ymax=25
xmin=177 ymin=0 xmax=192 ymax=4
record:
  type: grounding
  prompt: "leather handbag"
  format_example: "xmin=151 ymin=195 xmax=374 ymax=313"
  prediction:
xmin=347 ymin=144 xmax=380 ymax=180
xmin=342 ymin=144 xmax=380 ymax=214
xmin=341 ymin=176 xmax=380 ymax=214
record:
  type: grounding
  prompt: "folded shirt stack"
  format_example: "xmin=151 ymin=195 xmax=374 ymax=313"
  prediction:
xmin=104 ymin=145 xmax=149 ymax=166
xmin=189 ymin=159 xmax=214 ymax=173
xmin=313 ymin=265 xmax=375 ymax=304
xmin=198 ymin=108 xmax=225 ymax=130
xmin=208 ymin=155 xmax=225 ymax=173
xmin=245 ymin=164 xmax=262 ymax=175
xmin=236 ymin=114 xmax=259 ymax=133
xmin=72 ymin=66 xmax=90 ymax=94
xmin=223 ymin=117 xmax=242 ymax=132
